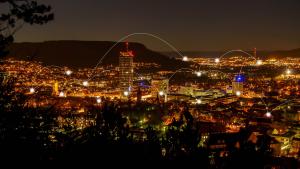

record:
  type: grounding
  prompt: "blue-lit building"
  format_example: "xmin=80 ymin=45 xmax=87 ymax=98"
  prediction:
xmin=232 ymin=74 xmax=245 ymax=96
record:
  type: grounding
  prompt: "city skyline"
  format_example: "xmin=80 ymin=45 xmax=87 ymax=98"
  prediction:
xmin=0 ymin=0 xmax=299 ymax=165
xmin=14 ymin=0 xmax=300 ymax=51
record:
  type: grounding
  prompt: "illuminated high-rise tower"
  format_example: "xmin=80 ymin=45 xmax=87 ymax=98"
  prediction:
xmin=119 ymin=42 xmax=134 ymax=97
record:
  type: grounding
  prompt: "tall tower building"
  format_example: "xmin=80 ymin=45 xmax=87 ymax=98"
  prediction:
xmin=119 ymin=42 xmax=134 ymax=97
xmin=232 ymin=74 xmax=245 ymax=96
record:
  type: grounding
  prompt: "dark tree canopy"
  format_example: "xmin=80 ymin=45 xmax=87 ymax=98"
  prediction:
xmin=0 ymin=0 xmax=53 ymax=58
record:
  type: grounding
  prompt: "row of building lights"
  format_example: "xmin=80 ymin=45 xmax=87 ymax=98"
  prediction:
xmin=183 ymin=55 xmax=263 ymax=66
xmin=29 ymin=65 xmax=292 ymax=96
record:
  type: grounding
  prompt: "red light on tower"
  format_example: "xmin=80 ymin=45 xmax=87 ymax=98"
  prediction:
xmin=120 ymin=42 xmax=134 ymax=57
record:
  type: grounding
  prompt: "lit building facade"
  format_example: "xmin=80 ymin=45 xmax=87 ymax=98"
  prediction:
xmin=52 ymin=81 xmax=59 ymax=96
xmin=232 ymin=74 xmax=245 ymax=96
xmin=151 ymin=76 xmax=169 ymax=101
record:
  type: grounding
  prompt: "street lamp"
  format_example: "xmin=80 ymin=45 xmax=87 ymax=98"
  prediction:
xmin=29 ymin=88 xmax=35 ymax=93
xmin=59 ymin=92 xmax=65 ymax=97
xmin=96 ymin=98 xmax=101 ymax=103
xmin=159 ymin=91 xmax=164 ymax=96
xmin=124 ymin=91 xmax=129 ymax=96
xmin=256 ymin=60 xmax=262 ymax=65
xmin=286 ymin=69 xmax=291 ymax=75
xmin=196 ymin=71 xmax=202 ymax=77
xmin=235 ymin=91 xmax=241 ymax=96
xmin=265 ymin=112 xmax=272 ymax=118
xmin=196 ymin=99 xmax=202 ymax=104
xmin=83 ymin=81 xmax=89 ymax=86
xmin=183 ymin=56 xmax=188 ymax=61
xmin=66 ymin=70 xmax=72 ymax=75
xmin=215 ymin=58 xmax=220 ymax=63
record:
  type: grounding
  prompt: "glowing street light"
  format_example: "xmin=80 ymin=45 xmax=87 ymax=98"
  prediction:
xmin=256 ymin=60 xmax=262 ymax=65
xmin=235 ymin=91 xmax=241 ymax=96
xmin=196 ymin=99 xmax=202 ymax=104
xmin=83 ymin=81 xmax=89 ymax=86
xmin=124 ymin=91 xmax=129 ymax=96
xmin=215 ymin=58 xmax=220 ymax=63
xmin=182 ymin=56 xmax=188 ymax=61
xmin=96 ymin=98 xmax=101 ymax=103
xmin=29 ymin=88 xmax=35 ymax=93
xmin=59 ymin=92 xmax=65 ymax=97
xmin=66 ymin=70 xmax=72 ymax=75
xmin=159 ymin=91 xmax=164 ymax=96
xmin=265 ymin=112 xmax=272 ymax=118
xmin=196 ymin=71 xmax=202 ymax=77
xmin=286 ymin=69 xmax=291 ymax=75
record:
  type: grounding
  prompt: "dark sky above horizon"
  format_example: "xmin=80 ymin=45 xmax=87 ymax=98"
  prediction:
xmin=15 ymin=0 xmax=300 ymax=51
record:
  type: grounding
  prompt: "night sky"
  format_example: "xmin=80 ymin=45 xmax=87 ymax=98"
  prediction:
xmin=15 ymin=0 xmax=300 ymax=51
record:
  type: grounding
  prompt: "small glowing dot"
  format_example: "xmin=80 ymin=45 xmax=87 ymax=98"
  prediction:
xmin=256 ymin=60 xmax=262 ymax=65
xmin=66 ymin=70 xmax=72 ymax=75
xmin=124 ymin=91 xmax=129 ymax=96
xmin=96 ymin=98 xmax=101 ymax=103
xmin=286 ymin=69 xmax=291 ymax=75
xmin=196 ymin=99 xmax=202 ymax=104
xmin=215 ymin=58 xmax=220 ymax=63
xmin=29 ymin=88 xmax=35 ymax=93
xmin=59 ymin=92 xmax=65 ymax=97
xmin=236 ymin=91 xmax=241 ymax=96
xmin=159 ymin=91 xmax=164 ymax=96
xmin=265 ymin=112 xmax=271 ymax=118
xmin=196 ymin=71 xmax=202 ymax=77
xmin=183 ymin=56 xmax=188 ymax=61
xmin=83 ymin=81 xmax=89 ymax=86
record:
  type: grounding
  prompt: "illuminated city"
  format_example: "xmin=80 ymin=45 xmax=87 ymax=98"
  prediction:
xmin=0 ymin=0 xmax=300 ymax=167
